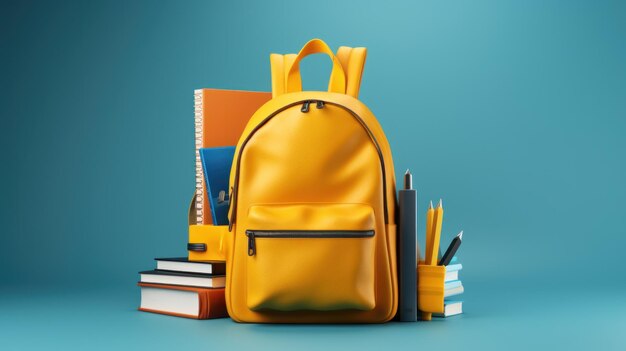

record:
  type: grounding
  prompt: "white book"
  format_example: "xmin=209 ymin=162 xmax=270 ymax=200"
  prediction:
xmin=139 ymin=270 xmax=225 ymax=288
xmin=140 ymin=286 xmax=200 ymax=317
xmin=155 ymin=257 xmax=225 ymax=275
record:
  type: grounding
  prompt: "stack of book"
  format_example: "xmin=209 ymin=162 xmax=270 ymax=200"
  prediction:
xmin=138 ymin=258 xmax=227 ymax=319
xmin=435 ymin=256 xmax=464 ymax=318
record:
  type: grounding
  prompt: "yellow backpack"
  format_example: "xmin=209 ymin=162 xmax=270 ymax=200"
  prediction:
xmin=225 ymin=39 xmax=398 ymax=323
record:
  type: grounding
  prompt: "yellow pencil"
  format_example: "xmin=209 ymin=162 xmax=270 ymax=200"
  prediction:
xmin=425 ymin=201 xmax=434 ymax=264
xmin=428 ymin=199 xmax=444 ymax=266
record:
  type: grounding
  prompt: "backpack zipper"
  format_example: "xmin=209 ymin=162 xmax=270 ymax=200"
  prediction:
xmin=245 ymin=230 xmax=375 ymax=256
xmin=228 ymin=100 xmax=388 ymax=230
xmin=301 ymin=100 xmax=325 ymax=113
xmin=301 ymin=100 xmax=311 ymax=112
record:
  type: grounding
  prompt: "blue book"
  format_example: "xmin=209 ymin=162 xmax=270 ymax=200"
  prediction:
xmin=445 ymin=263 xmax=463 ymax=282
xmin=199 ymin=147 xmax=236 ymax=225
xmin=444 ymin=280 xmax=462 ymax=290
xmin=446 ymin=264 xmax=463 ymax=272
xmin=444 ymin=280 xmax=464 ymax=298
xmin=434 ymin=300 xmax=463 ymax=318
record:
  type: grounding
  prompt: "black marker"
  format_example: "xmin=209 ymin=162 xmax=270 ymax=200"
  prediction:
xmin=398 ymin=169 xmax=417 ymax=322
xmin=439 ymin=231 xmax=463 ymax=266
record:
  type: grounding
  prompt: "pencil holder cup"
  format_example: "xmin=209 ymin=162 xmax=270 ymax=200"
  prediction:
xmin=188 ymin=225 xmax=229 ymax=262
xmin=417 ymin=264 xmax=446 ymax=314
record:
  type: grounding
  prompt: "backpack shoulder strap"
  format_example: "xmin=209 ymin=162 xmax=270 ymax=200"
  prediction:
xmin=336 ymin=46 xmax=367 ymax=99
xmin=270 ymin=53 xmax=298 ymax=98
xmin=270 ymin=44 xmax=367 ymax=99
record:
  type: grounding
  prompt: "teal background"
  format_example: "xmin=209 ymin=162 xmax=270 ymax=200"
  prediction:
xmin=2 ymin=0 xmax=625 ymax=349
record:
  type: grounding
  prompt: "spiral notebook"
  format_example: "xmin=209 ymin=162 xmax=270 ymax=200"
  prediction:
xmin=194 ymin=89 xmax=271 ymax=224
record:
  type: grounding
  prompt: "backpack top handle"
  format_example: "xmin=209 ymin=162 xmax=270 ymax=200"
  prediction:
xmin=286 ymin=38 xmax=346 ymax=95
xmin=270 ymin=39 xmax=367 ymax=99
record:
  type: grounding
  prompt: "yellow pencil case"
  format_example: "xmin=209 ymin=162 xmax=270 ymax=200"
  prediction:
xmin=417 ymin=264 xmax=446 ymax=314
xmin=188 ymin=225 xmax=228 ymax=261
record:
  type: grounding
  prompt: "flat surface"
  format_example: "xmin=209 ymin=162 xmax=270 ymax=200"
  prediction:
xmin=2 ymin=284 xmax=625 ymax=351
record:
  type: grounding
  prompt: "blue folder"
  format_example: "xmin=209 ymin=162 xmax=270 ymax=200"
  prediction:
xmin=199 ymin=146 xmax=236 ymax=225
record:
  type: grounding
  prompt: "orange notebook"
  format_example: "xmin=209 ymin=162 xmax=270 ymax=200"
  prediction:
xmin=194 ymin=89 xmax=271 ymax=224
xmin=138 ymin=282 xmax=227 ymax=319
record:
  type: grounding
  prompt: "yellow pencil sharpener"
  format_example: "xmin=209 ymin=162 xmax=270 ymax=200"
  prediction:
xmin=187 ymin=225 xmax=229 ymax=262
xmin=417 ymin=263 xmax=446 ymax=317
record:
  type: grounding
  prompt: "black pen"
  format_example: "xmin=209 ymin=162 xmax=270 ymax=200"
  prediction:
xmin=439 ymin=231 xmax=463 ymax=266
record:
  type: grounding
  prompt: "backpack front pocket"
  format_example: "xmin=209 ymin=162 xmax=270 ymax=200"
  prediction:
xmin=244 ymin=204 xmax=377 ymax=312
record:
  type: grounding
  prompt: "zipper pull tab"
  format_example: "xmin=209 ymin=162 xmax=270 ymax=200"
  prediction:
xmin=316 ymin=100 xmax=325 ymax=109
xmin=301 ymin=100 xmax=311 ymax=113
xmin=247 ymin=231 xmax=256 ymax=256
